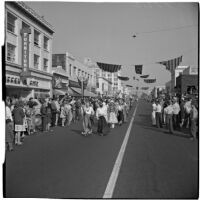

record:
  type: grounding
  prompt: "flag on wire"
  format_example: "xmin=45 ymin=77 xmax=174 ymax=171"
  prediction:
xmin=135 ymin=65 xmax=143 ymax=74
xmin=144 ymin=78 xmax=156 ymax=83
xmin=117 ymin=76 xmax=129 ymax=81
xmin=141 ymin=87 xmax=149 ymax=90
xmin=126 ymin=84 xmax=133 ymax=87
xmin=97 ymin=62 xmax=121 ymax=73
xmin=140 ymin=75 xmax=149 ymax=78
xmin=158 ymin=56 xmax=182 ymax=71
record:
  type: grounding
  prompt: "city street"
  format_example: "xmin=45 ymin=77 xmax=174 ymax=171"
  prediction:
xmin=4 ymin=99 xmax=198 ymax=198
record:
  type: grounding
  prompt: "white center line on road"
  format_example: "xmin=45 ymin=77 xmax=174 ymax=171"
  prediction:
xmin=103 ymin=102 xmax=139 ymax=198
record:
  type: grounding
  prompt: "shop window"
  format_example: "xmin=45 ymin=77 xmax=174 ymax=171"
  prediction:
xmin=34 ymin=54 xmax=39 ymax=69
xmin=44 ymin=36 xmax=49 ymax=50
xmin=34 ymin=30 xmax=40 ymax=46
xmin=7 ymin=43 xmax=16 ymax=63
xmin=7 ymin=12 xmax=16 ymax=33
xmin=43 ymin=58 xmax=48 ymax=72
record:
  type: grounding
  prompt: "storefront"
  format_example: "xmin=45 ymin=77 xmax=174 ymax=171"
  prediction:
xmin=5 ymin=66 xmax=52 ymax=99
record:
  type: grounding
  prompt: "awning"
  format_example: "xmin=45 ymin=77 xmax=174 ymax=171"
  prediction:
xmin=70 ymin=87 xmax=97 ymax=97
xmin=97 ymin=62 xmax=121 ymax=73
xmin=53 ymin=88 xmax=78 ymax=96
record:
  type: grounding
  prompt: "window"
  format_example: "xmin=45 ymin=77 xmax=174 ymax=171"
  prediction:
xmin=34 ymin=54 xmax=39 ymax=69
xmin=43 ymin=58 xmax=48 ymax=71
xmin=7 ymin=43 xmax=16 ymax=62
xmin=34 ymin=30 xmax=40 ymax=46
xmin=7 ymin=12 xmax=16 ymax=33
xmin=43 ymin=36 xmax=49 ymax=50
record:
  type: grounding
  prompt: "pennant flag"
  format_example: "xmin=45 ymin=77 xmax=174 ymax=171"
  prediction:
xmin=135 ymin=65 xmax=143 ymax=74
xmin=141 ymin=87 xmax=149 ymax=90
xmin=126 ymin=84 xmax=133 ymax=87
xmin=97 ymin=62 xmax=121 ymax=73
xmin=158 ymin=56 xmax=182 ymax=71
xmin=144 ymin=78 xmax=156 ymax=83
xmin=140 ymin=75 xmax=149 ymax=78
xmin=118 ymin=76 xmax=129 ymax=81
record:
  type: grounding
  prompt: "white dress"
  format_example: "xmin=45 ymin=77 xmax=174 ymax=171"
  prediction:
xmin=152 ymin=103 xmax=156 ymax=125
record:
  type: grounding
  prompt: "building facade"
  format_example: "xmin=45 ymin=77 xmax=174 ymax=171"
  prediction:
xmin=52 ymin=52 xmax=96 ymax=95
xmin=5 ymin=2 xmax=54 ymax=99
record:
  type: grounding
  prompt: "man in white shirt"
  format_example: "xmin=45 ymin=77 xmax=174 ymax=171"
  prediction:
xmin=155 ymin=100 xmax=163 ymax=128
xmin=164 ymin=100 xmax=174 ymax=133
xmin=172 ymin=97 xmax=180 ymax=130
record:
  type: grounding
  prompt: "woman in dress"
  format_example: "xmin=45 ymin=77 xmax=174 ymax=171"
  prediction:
xmin=117 ymin=100 xmax=124 ymax=125
xmin=107 ymin=99 xmax=118 ymax=128
xmin=151 ymin=99 xmax=157 ymax=126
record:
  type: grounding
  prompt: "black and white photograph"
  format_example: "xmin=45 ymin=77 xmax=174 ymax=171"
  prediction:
xmin=2 ymin=1 xmax=199 ymax=198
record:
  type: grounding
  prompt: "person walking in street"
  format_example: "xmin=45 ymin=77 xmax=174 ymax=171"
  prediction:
xmin=60 ymin=101 xmax=66 ymax=127
xmin=107 ymin=99 xmax=118 ymax=128
xmin=81 ymin=100 xmax=94 ymax=136
xmin=117 ymin=100 xmax=124 ymax=125
xmin=54 ymin=97 xmax=60 ymax=126
xmin=184 ymin=97 xmax=192 ymax=128
xmin=64 ymin=100 xmax=72 ymax=126
xmin=96 ymin=101 xmax=107 ymax=136
xmin=51 ymin=98 xmax=58 ymax=127
xmin=151 ymin=99 xmax=157 ymax=126
xmin=155 ymin=100 xmax=163 ymax=128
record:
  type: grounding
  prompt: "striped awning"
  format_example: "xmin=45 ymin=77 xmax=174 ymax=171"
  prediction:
xmin=144 ymin=78 xmax=156 ymax=83
xmin=97 ymin=62 xmax=121 ymax=73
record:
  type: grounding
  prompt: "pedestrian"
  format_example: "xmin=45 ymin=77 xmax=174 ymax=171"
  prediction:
xmin=54 ymin=97 xmax=60 ymax=126
xmin=12 ymin=100 xmax=25 ymax=145
xmin=64 ymin=100 xmax=72 ymax=126
xmin=190 ymin=101 xmax=198 ymax=140
xmin=184 ymin=97 xmax=192 ymax=128
xmin=155 ymin=100 xmax=163 ymax=128
xmin=40 ymin=100 xmax=48 ymax=132
xmin=164 ymin=100 xmax=174 ymax=134
xmin=60 ymin=101 xmax=66 ymax=127
xmin=172 ymin=97 xmax=180 ymax=130
xmin=51 ymin=98 xmax=58 ymax=127
xmin=107 ymin=99 xmax=118 ymax=128
xmin=47 ymin=102 xmax=53 ymax=132
xmin=81 ymin=100 xmax=94 ymax=136
xmin=5 ymin=97 xmax=14 ymax=151
xmin=151 ymin=99 xmax=157 ymax=126
xmin=96 ymin=101 xmax=107 ymax=136
xmin=117 ymin=100 xmax=124 ymax=125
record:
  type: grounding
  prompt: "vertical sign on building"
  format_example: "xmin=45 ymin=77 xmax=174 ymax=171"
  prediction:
xmin=20 ymin=28 xmax=31 ymax=77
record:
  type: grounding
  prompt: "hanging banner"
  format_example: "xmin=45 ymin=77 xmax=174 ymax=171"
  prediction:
xmin=97 ymin=62 xmax=121 ymax=73
xmin=53 ymin=75 xmax=69 ymax=89
xmin=118 ymin=76 xmax=129 ymax=81
xmin=135 ymin=65 xmax=143 ymax=74
xmin=20 ymin=28 xmax=31 ymax=77
xmin=126 ymin=84 xmax=133 ymax=87
xmin=157 ymin=56 xmax=182 ymax=72
xmin=140 ymin=75 xmax=149 ymax=78
xmin=144 ymin=78 xmax=156 ymax=83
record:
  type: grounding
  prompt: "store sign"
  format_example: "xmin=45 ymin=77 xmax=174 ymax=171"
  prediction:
xmin=6 ymin=75 xmax=21 ymax=85
xmin=53 ymin=75 xmax=69 ymax=89
xmin=20 ymin=28 xmax=31 ymax=77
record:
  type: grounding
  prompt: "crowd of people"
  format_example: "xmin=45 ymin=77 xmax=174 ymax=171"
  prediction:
xmin=5 ymin=94 xmax=135 ymax=152
xmin=151 ymin=95 xmax=198 ymax=140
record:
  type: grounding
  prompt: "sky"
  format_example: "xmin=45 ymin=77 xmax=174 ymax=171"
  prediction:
xmin=26 ymin=2 xmax=198 ymax=90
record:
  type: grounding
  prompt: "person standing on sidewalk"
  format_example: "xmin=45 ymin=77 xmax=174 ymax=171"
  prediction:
xmin=151 ymin=99 xmax=157 ymax=126
xmin=155 ymin=100 xmax=163 ymax=128
xmin=190 ymin=101 xmax=198 ymax=140
xmin=172 ymin=97 xmax=180 ymax=130
xmin=5 ymin=97 xmax=14 ymax=151
xmin=164 ymin=100 xmax=174 ymax=134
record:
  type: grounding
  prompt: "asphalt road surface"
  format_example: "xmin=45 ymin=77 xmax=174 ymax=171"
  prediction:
xmin=4 ymin=100 xmax=198 ymax=198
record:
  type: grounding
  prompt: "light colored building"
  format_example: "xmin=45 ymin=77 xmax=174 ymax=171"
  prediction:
xmin=182 ymin=66 xmax=198 ymax=75
xmin=5 ymin=1 xmax=54 ymax=99
xmin=52 ymin=52 xmax=96 ymax=95
xmin=96 ymin=77 xmax=112 ymax=95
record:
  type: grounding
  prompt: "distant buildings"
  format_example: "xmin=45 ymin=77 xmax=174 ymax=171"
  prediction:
xmin=5 ymin=1 xmax=54 ymax=99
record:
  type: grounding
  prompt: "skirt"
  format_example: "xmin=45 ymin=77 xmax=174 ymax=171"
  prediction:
xmin=108 ymin=112 xmax=118 ymax=124
xmin=152 ymin=111 xmax=156 ymax=125
xmin=15 ymin=124 xmax=24 ymax=132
